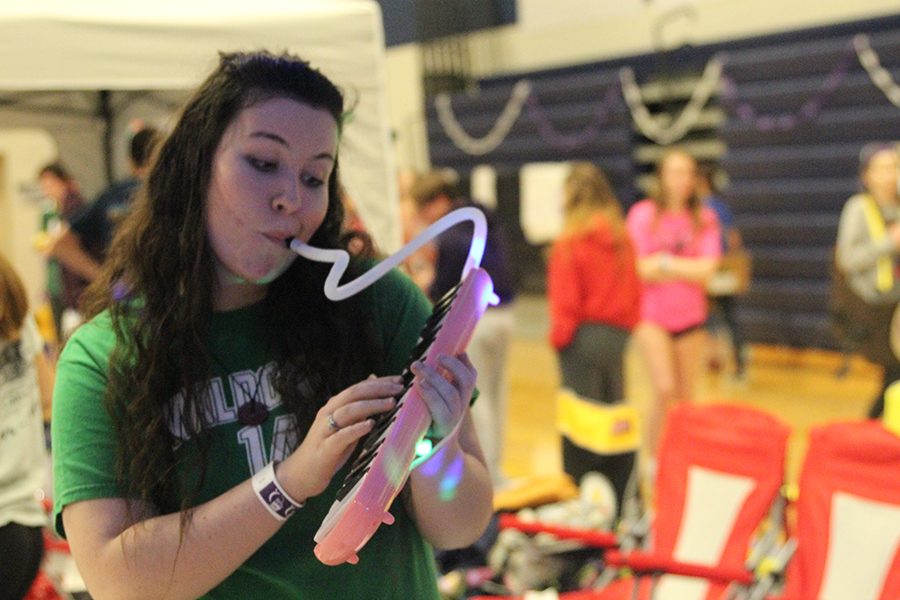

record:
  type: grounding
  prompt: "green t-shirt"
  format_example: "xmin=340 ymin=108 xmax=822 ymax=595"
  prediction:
xmin=52 ymin=268 xmax=440 ymax=599
xmin=41 ymin=209 xmax=64 ymax=299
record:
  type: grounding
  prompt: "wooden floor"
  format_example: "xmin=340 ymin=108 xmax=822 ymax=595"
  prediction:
xmin=500 ymin=295 xmax=879 ymax=486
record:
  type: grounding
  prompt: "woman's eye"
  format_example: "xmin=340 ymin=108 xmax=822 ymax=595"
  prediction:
xmin=246 ymin=156 xmax=278 ymax=172
xmin=301 ymin=173 xmax=325 ymax=188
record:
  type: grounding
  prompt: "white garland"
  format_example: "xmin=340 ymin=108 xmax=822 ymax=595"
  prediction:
xmin=435 ymin=34 xmax=899 ymax=156
xmin=619 ymin=57 xmax=723 ymax=146
xmin=854 ymin=34 xmax=900 ymax=108
xmin=434 ymin=80 xmax=533 ymax=156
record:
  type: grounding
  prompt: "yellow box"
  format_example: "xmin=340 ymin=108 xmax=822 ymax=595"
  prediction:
xmin=556 ymin=389 xmax=640 ymax=455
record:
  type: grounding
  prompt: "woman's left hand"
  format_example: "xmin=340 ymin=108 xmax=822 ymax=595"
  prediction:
xmin=410 ymin=353 xmax=477 ymax=438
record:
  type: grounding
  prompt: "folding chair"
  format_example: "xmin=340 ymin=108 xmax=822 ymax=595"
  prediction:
xmin=23 ymin=499 xmax=81 ymax=600
xmin=474 ymin=403 xmax=791 ymax=600
xmin=768 ymin=420 xmax=900 ymax=600
xmin=597 ymin=403 xmax=790 ymax=600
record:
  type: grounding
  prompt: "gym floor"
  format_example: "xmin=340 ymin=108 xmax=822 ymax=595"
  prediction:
xmin=501 ymin=295 xmax=877 ymax=486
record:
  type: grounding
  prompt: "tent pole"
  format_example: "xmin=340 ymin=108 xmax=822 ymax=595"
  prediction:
xmin=98 ymin=90 xmax=113 ymax=185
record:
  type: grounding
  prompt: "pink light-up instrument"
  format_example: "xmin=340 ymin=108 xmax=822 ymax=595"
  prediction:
xmin=287 ymin=207 xmax=496 ymax=566
xmin=313 ymin=266 xmax=493 ymax=565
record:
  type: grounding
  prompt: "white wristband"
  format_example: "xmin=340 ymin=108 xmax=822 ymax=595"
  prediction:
xmin=251 ymin=461 xmax=304 ymax=521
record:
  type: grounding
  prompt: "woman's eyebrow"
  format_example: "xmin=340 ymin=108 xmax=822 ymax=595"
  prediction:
xmin=250 ymin=130 xmax=289 ymax=147
xmin=248 ymin=131 xmax=334 ymax=162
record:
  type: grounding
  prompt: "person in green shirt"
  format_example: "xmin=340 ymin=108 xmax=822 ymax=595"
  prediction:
xmin=36 ymin=162 xmax=87 ymax=339
xmin=52 ymin=50 xmax=493 ymax=600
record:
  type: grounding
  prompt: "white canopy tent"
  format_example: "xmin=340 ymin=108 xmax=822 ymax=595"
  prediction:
xmin=0 ymin=0 xmax=400 ymax=251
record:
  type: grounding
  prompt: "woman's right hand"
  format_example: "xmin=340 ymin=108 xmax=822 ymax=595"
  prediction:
xmin=275 ymin=375 xmax=404 ymax=503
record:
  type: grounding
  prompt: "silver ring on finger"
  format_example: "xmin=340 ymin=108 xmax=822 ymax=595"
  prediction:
xmin=327 ymin=412 xmax=341 ymax=431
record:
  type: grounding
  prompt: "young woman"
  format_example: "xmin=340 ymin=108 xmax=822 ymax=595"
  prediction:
xmin=547 ymin=162 xmax=641 ymax=504
xmin=51 ymin=51 xmax=492 ymax=600
xmin=0 ymin=252 xmax=54 ymax=600
xmin=836 ymin=145 xmax=900 ymax=418
xmin=626 ymin=149 xmax=721 ymax=458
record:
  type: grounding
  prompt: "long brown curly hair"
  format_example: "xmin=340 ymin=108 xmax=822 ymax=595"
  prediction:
xmin=80 ymin=51 xmax=379 ymax=518
xmin=0 ymin=251 xmax=28 ymax=341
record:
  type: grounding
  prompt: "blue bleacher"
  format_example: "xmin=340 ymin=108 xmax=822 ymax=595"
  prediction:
xmin=426 ymin=13 xmax=900 ymax=350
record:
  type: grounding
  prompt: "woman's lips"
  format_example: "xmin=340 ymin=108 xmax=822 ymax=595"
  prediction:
xmin=263 ymin=231 xmax=296 ymax=247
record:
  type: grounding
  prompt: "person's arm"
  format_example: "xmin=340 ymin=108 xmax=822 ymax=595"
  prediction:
xmin=48 ymin=225 xmax=103 ymax=282
xmin=662 ymin=254 xmax=720 ymax=283
xmin=64 ymin=485 xmax=279 ymax=600
xmin=726 ymin=227 xmax=743 ymax=252
xmin=638 ymin=250 xmax=719 ymax=284
xmin=61 ymin=377 xmax=403 ymax=600
xmin=636 ymin=252 xmax=665 ymax=282
xmin=636 ymin=252 xmax=717 ymax=283
xmin=627 ymin=202 xmax=667 ymax=283
xmin=649 ymin=210 xmax=722 ymax=284
xmin=405 ymin=354 xmax=493 ymax=550
xmin=35 ymin=349 xmax=55 ymax=420
xmin=836 ymin=198 xmax=900 ymax=274
xmin=24 ymin=316 xmax=55 ymax=420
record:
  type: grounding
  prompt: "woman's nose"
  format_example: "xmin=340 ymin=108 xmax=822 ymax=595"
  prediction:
xmin=271 ymin=181 xmax=302 ymax=213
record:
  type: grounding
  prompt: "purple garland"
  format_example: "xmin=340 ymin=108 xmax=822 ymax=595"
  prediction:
xmin=457 ymin=37 xmax=866 ymax=152
xmin=719 ymin=41 xmax=857 ymax=132
xmin=523 ymin=81 xmax=623 ymax=150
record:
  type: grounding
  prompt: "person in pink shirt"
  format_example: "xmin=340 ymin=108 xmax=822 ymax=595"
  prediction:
xmin=626 ymin=149 xmax=721 ymax=458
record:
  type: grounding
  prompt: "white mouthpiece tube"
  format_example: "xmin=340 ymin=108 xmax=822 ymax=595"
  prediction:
xmin=289 ymin=206 xmax=488 ymax=301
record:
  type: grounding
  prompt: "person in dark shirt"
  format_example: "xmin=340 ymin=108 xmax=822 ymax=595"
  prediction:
xmin=698 ymin=166 xmax=747 ymax=379
xmin=411 ymin=170 xmax=516 ymax=487
xmin=48 ymin=127 xmax=160 ymax=283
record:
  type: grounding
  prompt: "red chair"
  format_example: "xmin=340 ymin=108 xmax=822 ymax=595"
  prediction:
xmin=773 ymin=420 xmax=900 ymax=600
xmin=23 ymin=572 xmax=65 ymax=600
xmin=474 ymin=404 xmax=791 ymax=600
xmin=598 ymin=404 xmax=790 ymax=600
xmin=23 ymin=499 xmax=70 ymax=600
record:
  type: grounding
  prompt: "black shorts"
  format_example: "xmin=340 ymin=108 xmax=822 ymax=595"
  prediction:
xmin=0 ymin=522 xmax=44 ymax=600
xmin=669 ymin=322 xmax=706 ymax=339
